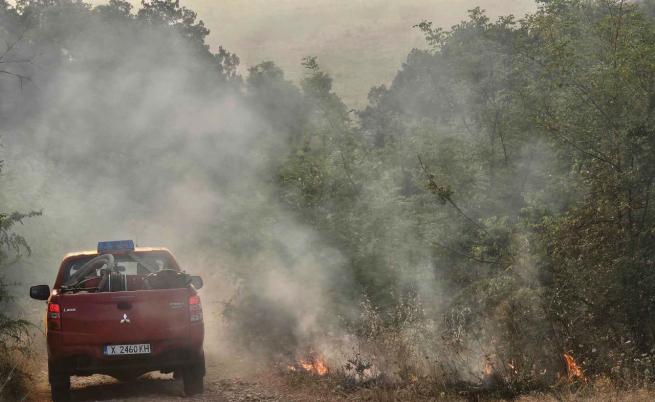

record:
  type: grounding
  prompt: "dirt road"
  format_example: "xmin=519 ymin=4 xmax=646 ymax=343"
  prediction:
xmin=27 ymin=353 xmax=345 ymax=402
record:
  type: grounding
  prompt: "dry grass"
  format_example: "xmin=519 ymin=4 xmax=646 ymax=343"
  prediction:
xmin=515 ymin=389 xmax=655 ymax=402
xmin=277 ymin=370 xmax=655 ymax=402
xmin=0 ymin=352 xmax=32 ymax=402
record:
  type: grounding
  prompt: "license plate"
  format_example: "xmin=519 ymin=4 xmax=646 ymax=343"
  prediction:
xmin=104 ymin=343 xmax=151 ymax=356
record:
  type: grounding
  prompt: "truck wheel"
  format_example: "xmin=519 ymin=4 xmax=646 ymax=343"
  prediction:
xmin=51 ymin=384 xmax=71 ymax=402
xmin=183 ymin=359 xmax=205 ymax=396
xmin=112 ymin=370 xmax=142 ymax=382
xmin=48 ymin=363 xmax=71 ymax=402
xmin=183 ymin=373 xmax=203 ymax=396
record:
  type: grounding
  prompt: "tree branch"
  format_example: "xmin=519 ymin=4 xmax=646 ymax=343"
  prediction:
xmin=417 ymin=154 xmax=489 ymax=234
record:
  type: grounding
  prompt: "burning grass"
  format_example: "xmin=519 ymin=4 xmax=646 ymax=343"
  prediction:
xmin=279 ymin=364 xmax=655 ymax=402
xmin=563 ymin=353 xmax=585 ymax=382
xmin=277 ymin=329 xmax=595 ymax=400
xmin=275 ymin=336 xmax=655 ymax=402
xmin=288 ymin=353 xmax=329 ymax=376
xmin=230 ymin=290 xmax=653 ymax=400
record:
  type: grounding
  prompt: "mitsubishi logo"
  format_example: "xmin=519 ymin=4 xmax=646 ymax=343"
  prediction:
xmin=120 ymin=313 xmax=131 ymax=324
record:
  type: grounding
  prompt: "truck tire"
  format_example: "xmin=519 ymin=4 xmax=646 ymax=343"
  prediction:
xmin=51 ymin=384 xmax=71 ymax=402
xmin=111 ymin=371 xmax=143 ymax=382
xmin=183 ymin=372 xmax=203 ymax=396
xmin=48 ymin=362 xmax=71 ymax=402
xmin=183 ymin=355 xmax=205 ymax=396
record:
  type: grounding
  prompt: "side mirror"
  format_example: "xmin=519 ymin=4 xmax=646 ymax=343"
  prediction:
xmin=189 ymin=276 xmax=203 ymax=290
xmin=30 ymin=285 xmax=51 ymax=301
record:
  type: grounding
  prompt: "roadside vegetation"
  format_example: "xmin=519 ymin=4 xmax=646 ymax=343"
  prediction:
xmin=0 ymin=210 xmax=40 ymax=399
xmin=3 ymin=0 xmax=655 ymax=400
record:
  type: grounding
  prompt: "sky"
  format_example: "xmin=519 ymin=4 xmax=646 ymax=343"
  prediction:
xmin=92 ymin=0 xmax=537 ymax=107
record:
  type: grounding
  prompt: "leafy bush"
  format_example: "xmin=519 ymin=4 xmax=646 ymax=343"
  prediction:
xmin=0 ymin=211 xmax=40 ymax=400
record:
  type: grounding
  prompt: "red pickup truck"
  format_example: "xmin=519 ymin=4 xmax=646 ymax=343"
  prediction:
xmin=30 ymin=240 xmax=205 ymax=402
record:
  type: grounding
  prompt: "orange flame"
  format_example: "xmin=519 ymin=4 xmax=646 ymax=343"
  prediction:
xmin=295 ymin=355 xmax=329 ymax=376
xmin=563 ymin=353 xmax=585 ymax=381
xmin=483 ymin=361 xmax=493 ymax=377
xmin=482 ymin=356 xmax=494 ymax=378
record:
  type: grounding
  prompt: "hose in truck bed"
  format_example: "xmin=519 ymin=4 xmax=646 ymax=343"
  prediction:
xmin=64 ymin=253 xmax=115 ymax=288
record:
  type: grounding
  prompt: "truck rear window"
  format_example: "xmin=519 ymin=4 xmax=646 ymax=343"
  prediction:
xmin=59 ymin=252 xmax=185 ymax=293
xmin=63 ymin=252 xmax=176 ymax=282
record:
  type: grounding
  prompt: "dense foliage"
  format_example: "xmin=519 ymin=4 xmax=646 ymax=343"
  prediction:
xmin=0 ymin=210 xmax=39 ymax=399
xmin=3 ymin=0 xmax=655 ymax=396
xmin=241 ymin=0 xmax=655 ymax=387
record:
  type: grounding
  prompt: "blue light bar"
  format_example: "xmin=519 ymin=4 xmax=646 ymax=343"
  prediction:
xmin=97 ymin=240 xmax=135 ymax=254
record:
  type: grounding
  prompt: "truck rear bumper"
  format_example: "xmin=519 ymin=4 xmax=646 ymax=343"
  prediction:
xmin=49 ymin=345 xmax=204 ymax=377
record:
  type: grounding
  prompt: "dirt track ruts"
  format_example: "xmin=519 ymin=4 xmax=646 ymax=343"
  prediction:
xmin=28 ymin=354 xmax=287 ymax=402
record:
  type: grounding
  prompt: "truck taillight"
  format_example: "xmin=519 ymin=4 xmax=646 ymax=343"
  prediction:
xmin=189 ymin=294 xmax=202 ymax=322
xmin=48 ymin=302 xmax=61 ymax=330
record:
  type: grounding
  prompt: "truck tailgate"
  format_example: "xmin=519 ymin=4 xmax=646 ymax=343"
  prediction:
xmin=58 ymin=289 xmax=189 ymax=346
